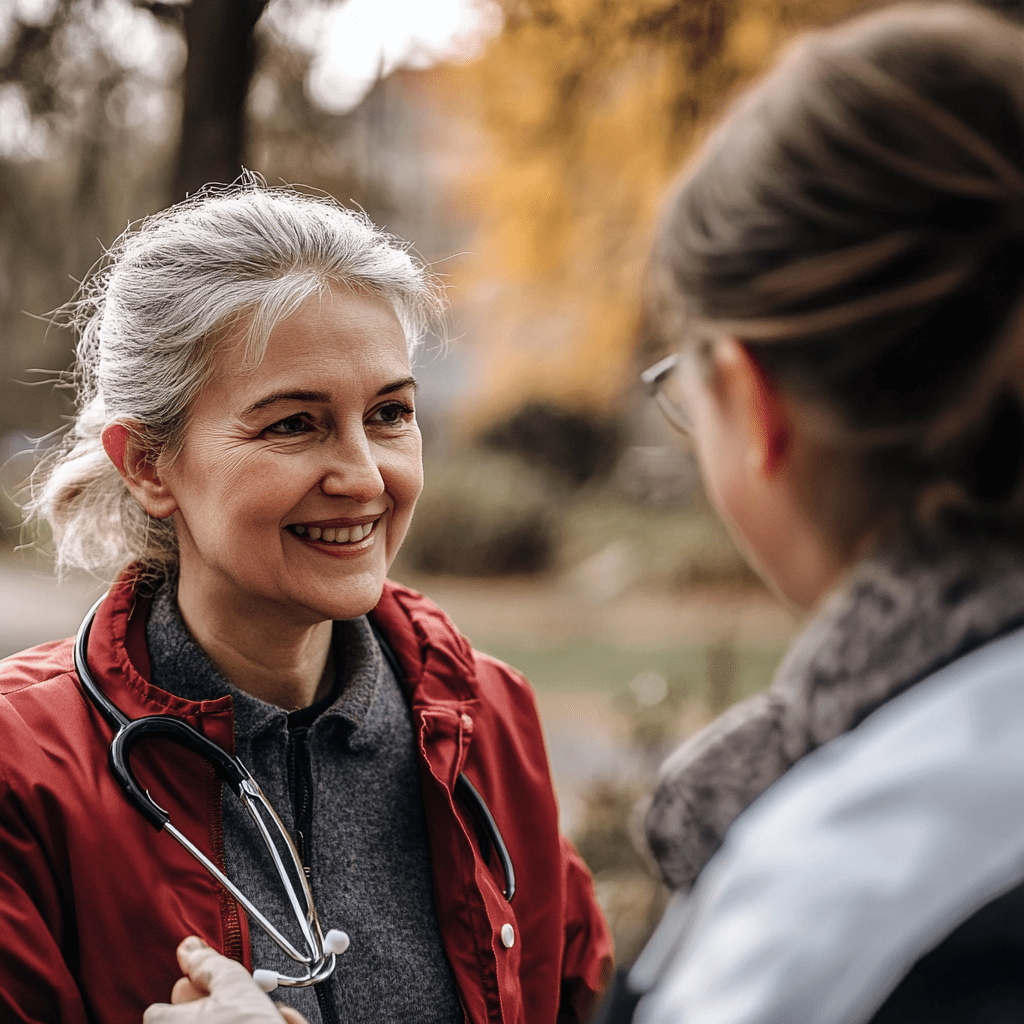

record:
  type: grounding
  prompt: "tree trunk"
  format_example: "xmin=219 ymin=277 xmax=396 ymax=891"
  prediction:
xmin=173 ymin=0 xmax=269 ymax=200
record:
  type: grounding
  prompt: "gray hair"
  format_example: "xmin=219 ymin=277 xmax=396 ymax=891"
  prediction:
xmin=28 ymin=178 xmax=445 ymax=580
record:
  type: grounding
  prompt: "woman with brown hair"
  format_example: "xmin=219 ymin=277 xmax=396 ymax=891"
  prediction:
xmin=626 ymin=3 xmax=1024 ymax=1022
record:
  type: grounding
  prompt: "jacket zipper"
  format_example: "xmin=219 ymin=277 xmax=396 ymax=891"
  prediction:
xmin=287 ymin=724 xmax=340 ymax=1024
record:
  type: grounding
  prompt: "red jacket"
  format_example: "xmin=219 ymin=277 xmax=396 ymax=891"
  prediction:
xmin=0 ymin=576 xmax=613 ymax=1024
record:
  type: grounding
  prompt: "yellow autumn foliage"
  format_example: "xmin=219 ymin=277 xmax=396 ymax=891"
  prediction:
xmin=444 ymin=0 xmax=864 ymax=424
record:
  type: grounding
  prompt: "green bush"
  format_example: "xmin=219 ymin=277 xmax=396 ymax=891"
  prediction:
xmin=480 ymin=402 xmax=622 ymax=487
xmin=397 ymin=454 xmax=558 ymax=576
xmin=397 ymin=447 xmax=760 ymax=588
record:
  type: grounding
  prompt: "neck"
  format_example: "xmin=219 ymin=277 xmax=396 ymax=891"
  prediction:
xmin=174 ymin=574 xmax=336 ymax=711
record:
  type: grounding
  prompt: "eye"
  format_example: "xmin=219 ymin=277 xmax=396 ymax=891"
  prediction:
xmin=264 ymin=414 xmax=314 ymax=436
xmin=370 ymin=401 xmax=415 ymax=426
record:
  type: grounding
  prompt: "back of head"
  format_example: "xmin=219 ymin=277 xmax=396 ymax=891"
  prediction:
xmin=657 ymin=2 xmax=1024 ymax=545
xmin=27 ymin=178 xmax=443 ymax=581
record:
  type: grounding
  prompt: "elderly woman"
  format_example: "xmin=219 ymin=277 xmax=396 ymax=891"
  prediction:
xmin=621 ymin=3 xmax=1024 ymax=1022
xmin=0 ymin=185 xmax=612 ymax=1024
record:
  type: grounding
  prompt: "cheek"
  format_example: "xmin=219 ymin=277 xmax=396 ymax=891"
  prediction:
xmin=691 ymin=388 xmax=754 ymax=538
xmin=167 ymin=446 xmax=273 ymax=522
xmin=385 ymin=434 xmax=424 ymax=532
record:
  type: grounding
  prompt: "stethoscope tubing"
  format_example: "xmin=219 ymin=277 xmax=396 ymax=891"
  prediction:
xmin=72 ymin=594 xmax=517 ymax=987
xmin=74 ymin=597 xmax=338 ymax=987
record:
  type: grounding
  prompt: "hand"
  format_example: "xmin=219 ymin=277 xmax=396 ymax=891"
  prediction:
xmin=143 ymin=937 xmax=309 ymax=1024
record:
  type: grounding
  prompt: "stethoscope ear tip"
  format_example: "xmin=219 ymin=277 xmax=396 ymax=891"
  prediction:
xmin=324 ymin=929 xmax=350 ymax=956
xmin=253 ymin=969 xmax=280 ymax=993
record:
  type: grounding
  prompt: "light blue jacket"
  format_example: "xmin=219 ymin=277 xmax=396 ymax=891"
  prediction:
xmin=636 ymin=622 xmax=1024 ymax=1024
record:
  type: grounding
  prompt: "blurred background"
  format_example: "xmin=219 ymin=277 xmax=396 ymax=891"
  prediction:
xmin=3 ymin=0 xmax=1018 ymax=959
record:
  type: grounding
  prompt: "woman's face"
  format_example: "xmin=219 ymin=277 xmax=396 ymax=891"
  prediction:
xmin=156 ymin=286 xmax=422 ymax=627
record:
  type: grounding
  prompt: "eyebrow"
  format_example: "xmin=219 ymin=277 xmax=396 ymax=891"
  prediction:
xmin=378 ymin=375 xmax=418 ymax=396
xmin=242 ymin=377 xmax=418 ymax=416
xmin=243 ymin=389 xmax=332 ymax=415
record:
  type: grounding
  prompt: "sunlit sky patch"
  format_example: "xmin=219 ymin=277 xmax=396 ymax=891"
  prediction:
xmin=266 ymin=0 xmax=502 ymax=113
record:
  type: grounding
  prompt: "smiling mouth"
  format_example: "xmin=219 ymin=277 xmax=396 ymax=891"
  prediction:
xmin=287 ymin=519 xmax=379 ymax=545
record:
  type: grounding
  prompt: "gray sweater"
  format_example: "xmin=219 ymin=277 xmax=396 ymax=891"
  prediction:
xmin=146 ymin=582 xmax=463 ymax=1024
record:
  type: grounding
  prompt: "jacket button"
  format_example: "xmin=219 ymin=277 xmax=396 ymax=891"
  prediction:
xmin=461 ymin=713 xmax=473 ymax=728
xmin=500 ymin=924 xmax=515 ymax=948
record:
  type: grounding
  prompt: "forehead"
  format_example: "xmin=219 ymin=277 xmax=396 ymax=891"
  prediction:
xmin=207 ymin=287 xmax=410 ymax=402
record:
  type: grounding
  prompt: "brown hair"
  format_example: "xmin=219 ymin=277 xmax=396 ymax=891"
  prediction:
xmin=657 ymin=2 xmax=1024 ymax=543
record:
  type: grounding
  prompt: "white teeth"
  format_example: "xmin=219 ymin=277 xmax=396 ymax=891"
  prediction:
xmin=293 ymin=520 xmax=376 ymax=543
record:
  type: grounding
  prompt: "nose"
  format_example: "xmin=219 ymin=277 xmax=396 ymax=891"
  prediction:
xmin=320 ymin=431 xmax=385 ymax=504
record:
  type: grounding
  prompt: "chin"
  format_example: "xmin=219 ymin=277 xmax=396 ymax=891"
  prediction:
xmin=303 ymin=572 xmax=387 ymax=623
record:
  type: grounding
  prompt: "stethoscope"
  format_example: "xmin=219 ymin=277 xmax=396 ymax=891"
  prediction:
xmin=74 ymin=595 xmax=516 ymax=993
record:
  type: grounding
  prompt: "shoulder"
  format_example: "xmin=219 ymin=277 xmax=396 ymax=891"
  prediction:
xmin=0 ymin=637 xmax=86 ymax=768
xmin=640 ymin=624 xmax=1024 ymax=1024
xmin=0 ymin=640 xmax=84 ymax=812
xmin=0 ymin=636 xmax=76 ymax=696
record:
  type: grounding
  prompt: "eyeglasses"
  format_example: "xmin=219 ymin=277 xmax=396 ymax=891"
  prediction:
xmin=641 ymin=353 xmax=693 ymax=435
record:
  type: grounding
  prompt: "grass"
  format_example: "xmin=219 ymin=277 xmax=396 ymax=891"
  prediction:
xmin=557 ymin=493 xmax=757 ymax=588
xmin=474 ymin=637 xmax=787 ymax=703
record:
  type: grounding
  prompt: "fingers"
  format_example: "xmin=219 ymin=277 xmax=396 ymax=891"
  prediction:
xmin=176 ymin=936 xmax=253 ymax=998
xmin=175 ymin=935 xmax=207 ymax=975
xmin=147 ymin=936 xmax=312 ymax=1024
xmin=170 ymin=977 xmax=207 ymax=1004
xmin=144 ymin=994 xmax=309 ymax=1024
xmin=142 ymin=1002 xmax=179 ymax=1024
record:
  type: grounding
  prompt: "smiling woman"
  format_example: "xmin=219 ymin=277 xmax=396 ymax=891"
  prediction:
xmin=119 ymin=286 xmax=424 ymax=710
xmin=1 ymin=181 xmax=612 ymax=1024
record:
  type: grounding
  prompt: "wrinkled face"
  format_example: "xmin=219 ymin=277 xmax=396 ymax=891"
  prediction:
xmin=158 ymin=286 xmax=422 ymax=626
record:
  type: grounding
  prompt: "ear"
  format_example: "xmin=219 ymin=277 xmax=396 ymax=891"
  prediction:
xmin=101 ymin=423 xmax=129 ymax=476
xmin=102 ymin=422 xmax=179 ymax=519
xmin=713 ymin=338 xmax=790 ymax=477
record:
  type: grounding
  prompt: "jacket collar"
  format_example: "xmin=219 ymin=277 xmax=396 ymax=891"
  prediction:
xmin=86 ymin=574 xmax=479 ymax=754
xmin=369 ymin=579 xmax=480 ymax=707
xmin=370 ymin=580 xmax=481 ymax=790
xmin=85 ymin=572 xmax=232 ymax=751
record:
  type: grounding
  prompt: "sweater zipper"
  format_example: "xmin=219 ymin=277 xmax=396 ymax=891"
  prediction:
xmin=287 ymin=724 xmax=340 ymax=1024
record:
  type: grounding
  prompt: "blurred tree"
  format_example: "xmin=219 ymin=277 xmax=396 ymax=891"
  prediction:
xmin=0 ymin=0 xmax=389 ymax=442
xmin=175 ymin=0 xmax=269 ymax=198
xmin=0 ymin=0 xmax=298 ymax=203
xmin=0 ymin=0 xmax=182 ymax=437
xmin=444 ymin=0 xmax=864 ymax=423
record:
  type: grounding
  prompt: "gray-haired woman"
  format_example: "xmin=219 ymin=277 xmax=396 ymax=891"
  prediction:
xmin=604 ymin=3 xmax=1024 ymax=1022
xmin=0 ymin=183 xmax=612 ymax=1024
